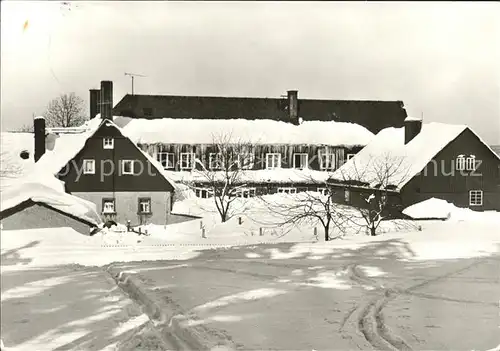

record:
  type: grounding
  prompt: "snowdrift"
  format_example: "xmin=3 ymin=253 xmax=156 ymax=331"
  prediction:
xmin=403 ymin=197 xmax=500 ymax=222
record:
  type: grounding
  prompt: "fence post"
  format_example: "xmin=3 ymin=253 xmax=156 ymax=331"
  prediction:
xmin=259 ymin=227 xmax=263 ymax=236
xmin=314 ymin=227 xmax=317 ymax=239
xmin=200 ymin=220 xmax=203 ymax=229
xmin=127 ymin=220 xmax=131 ymax=232
xmin=238 ymin=217 xmax=242 ymax=225
xmin=202 ymin=228 xmax=206 ymax=239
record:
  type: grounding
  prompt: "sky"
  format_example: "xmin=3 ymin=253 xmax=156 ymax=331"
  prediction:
xmin=1 ymin=1 xmax=499 ymax=144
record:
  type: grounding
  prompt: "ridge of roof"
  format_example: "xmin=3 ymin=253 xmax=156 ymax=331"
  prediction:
xmin=120 ymin=93 xmax=405 ymax=103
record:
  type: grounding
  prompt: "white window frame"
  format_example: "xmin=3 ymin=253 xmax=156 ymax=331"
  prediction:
xmin=83 ymin=159 xmax=95 ymax=174
xmin=138 ymin=198 xmax=152 ymax=214
xmin=237 ymin=187 xmax=256 ymax=198
xmin=318 ymin=149 xmax=336 ymax=171
xmin=195 ymin=188 xmax=213 ymax=199
xmin=102 ymin=199 xmax=116 ymax=214
xmin=121 ymin=160 xmax=135 ymax=175
xmin=103 ymin=137 xmax=114 ymax=149
xmin=466 ymin=156 xmax=476 ymax=171
xmin=293 ymin=153 xmax=309 ymax=169
xmin=209 ymin=153 xmax=222 ymax=170
xmin=456 ymin=155 xmax=466 ymax=171
xmin=469 ymin=190 xmax=483 ymax=206
xmin=347 ymin=153 xmax=355 ymax=161
xmin=266 ymin=153 xmax=282 ymax=170
xmin=277 ymin=187 xmax=297 ymax=194
xmin=157 ymin=151 xmax=174 ymax=169
xmin=180 ymin=153 xmax=195 ymax=170
xmin=238 ymin=153 xmax=255 ymax=170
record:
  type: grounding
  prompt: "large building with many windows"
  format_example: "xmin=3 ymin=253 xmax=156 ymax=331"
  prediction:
xmin=112 ymin=116 xmax=374 ymax=197
xmin=88 ymin=81 xmax=410 ymax=198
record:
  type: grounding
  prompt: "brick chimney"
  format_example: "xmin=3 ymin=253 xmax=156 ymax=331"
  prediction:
xmin=404 ymin=117 xmax=422 ymax=144
xmin=100 ymin=81 xmax=113 ymax=120
xmin=287 ymin=90 xmax=299 ymax=125
xmin=89 ymin=89 xmax=101 ymax=119
xmin=34 ymin=116 xmax=46 ymax=162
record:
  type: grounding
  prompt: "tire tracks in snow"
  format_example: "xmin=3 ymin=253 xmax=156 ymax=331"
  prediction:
xmin=343 ymin=257 xmax=492 ymax=351
xmin=341 ymin=264 xmax=412 ymax=351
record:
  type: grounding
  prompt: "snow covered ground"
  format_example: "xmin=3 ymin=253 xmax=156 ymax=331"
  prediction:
xmin=2 ymin=193 xmax=499 ymax=268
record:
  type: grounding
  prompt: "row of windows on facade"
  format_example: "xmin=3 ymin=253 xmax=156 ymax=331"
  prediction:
xmin=156 ymin=151 xmax=356 ymax=171
xmin=194 ymin=186 xmax=485 ymax=206
xmin=82 ymin=159 xmax=136 ymax=175
xmin=102 ymin=197 xmax=152 ymax=215
xmin=98 ymin=139 xmax=478 ymax=173
xmin=99 ymin=188 xmax=483 ymax=213
xmin=81 ymin=153 xmax=354 ymax=175
xmin=194 ymin=186 xmax=336 ymax=199
xmin=98 ymin=137 xmax=355 ymax=172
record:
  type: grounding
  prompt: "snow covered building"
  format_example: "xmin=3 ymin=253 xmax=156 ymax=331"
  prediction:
xmin=33 ymin=118 xmax=177 ymax=225
xmin=12 ymin=82 xmax=180 ymax=226
xmin=89 ymin=81 xmax=410 ymax=197
xmin=111 ymin=116 xmax=375 ymax=196
xmin=328 ymin=118 xmax=500 ymax=213
xmin=111 ymin=90 xmax=408 ymax=134
xmin=0 ymin=175 xmax=102 ymax=234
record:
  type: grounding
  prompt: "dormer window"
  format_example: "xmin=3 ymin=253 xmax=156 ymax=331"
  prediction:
xmin=456 ymin=155 xmax=465 ymax=171
xmin=103 ymin=137 xmax=114 ymax=149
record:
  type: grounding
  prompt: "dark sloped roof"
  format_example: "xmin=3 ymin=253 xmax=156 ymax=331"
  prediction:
xmin=112 ymin=94 xmax=408 ymax=134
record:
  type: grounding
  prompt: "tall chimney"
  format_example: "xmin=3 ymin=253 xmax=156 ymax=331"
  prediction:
xmin=404 ymin=117 xmax=423 ymax=145
xmin=100 ymin=81 xmax=113 ymax=120
xmin=287 ymin=90 xmax=299 ymax=125
xmin=89 ymin=89 xmax=101 ymax=119
xmin=34 ymin=116 xmax=46 ymax=162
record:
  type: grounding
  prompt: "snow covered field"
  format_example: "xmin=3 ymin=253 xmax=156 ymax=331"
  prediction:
xmin=2 ymin=194 xmax=499 ymax=268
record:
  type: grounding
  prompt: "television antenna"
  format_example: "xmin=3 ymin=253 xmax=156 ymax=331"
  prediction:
xmin=124 ymin=72 xmax=146 ymax=95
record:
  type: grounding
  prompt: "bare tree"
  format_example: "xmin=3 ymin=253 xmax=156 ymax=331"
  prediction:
xmin=334 ymin=153 xmax=412 ymax=236
xmin=258 ymin=187 xmax=354 ymax=241
xmin=183 ymin=133 xmax=256 ymax=223
xmin=256 ymin=152 xmax=415 ymax=240
xmin=44 ymin=93 xmax=87 ymax=127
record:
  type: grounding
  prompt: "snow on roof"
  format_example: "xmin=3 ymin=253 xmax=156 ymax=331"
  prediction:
xmin=404 ymin=116 xmax=422 ymax=122
xmin=163 ymin=168 xmax=332 ymax=185
xmin=34 ymin=118 xmax=179 ymax=192
xmin=0 ymin=174 xmax=102 ymax=227
xmin=113 ymin=116 xmax=374 ymax=146
xmin=329 ymin=122 xmax=469 ymax=189
xmin=0 ymin=132 xmax=36 ymax=191
xmin=34 ymin=117 xmax=103 ymax=175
